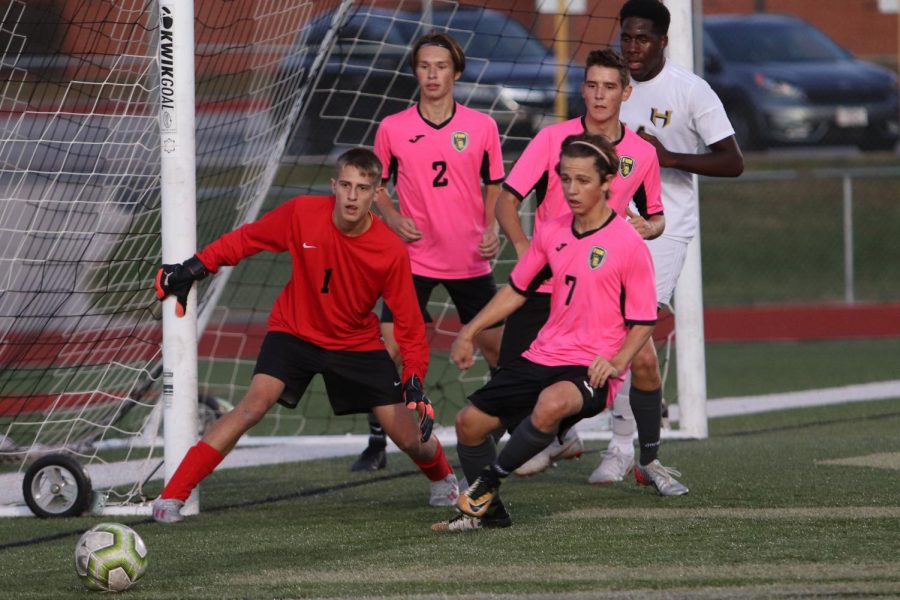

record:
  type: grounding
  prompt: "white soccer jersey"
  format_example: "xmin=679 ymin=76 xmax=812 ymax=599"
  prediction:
xmin=620 ymin=60 xmax=734 ymax=239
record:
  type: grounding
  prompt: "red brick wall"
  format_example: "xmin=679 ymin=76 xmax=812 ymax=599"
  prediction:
xmin=47 ymin=1 xmax=900 ymax=66
xmin=488 ymin=0 xmax=898 ymax=62
xmin=703 ymin=0 xmax=898 ymax=61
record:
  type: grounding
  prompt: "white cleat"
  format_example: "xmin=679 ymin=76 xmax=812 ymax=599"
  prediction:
xmin=635 ymin=459 xmax=689 ymax=496
xmin=588 ymin=445 xmax=635 ymax=484
xmin=514 ymin=446 xmax=552 ymax=477
xmin=429 ymin=473 xmax=460 ymax=507
xmin=152 ymin=498 xmax=185 ymax=524
xmin=515 ymin=429 xmax=584 ymax=477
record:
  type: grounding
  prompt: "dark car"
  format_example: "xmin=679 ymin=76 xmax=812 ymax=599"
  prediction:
xmin=703 ymin=14 xmax=899 ymax=151
xmin=283 ymin=5 xmax=584 ymax=156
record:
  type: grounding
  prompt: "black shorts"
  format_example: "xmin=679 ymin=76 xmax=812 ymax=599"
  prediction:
xmin=381 ymin=273 xmax=501 ymax=328
xmin=469 ymin=356 xmax=606 ymax=435
xmin=253 ymin=332 xmax=401 ymax=415
xmin=498 ymin=292 xmax=551 ymax=367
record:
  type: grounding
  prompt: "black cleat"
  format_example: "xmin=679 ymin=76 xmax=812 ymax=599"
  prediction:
xmin=458 ymin=466 xmax=501 ymax=518
xmin=351 ymin=441 xmax=387 ymax=471
xmin=432 ymin=499 xmax=512 ymax=532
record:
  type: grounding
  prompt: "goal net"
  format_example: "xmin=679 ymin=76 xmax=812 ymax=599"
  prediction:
xmin=0 ymin=0 xmax=703 ymax=516
xmin=0 ymin=0 xmax=348 ymax=514
xmin=204 ymin=0 xmax=695 ymax=441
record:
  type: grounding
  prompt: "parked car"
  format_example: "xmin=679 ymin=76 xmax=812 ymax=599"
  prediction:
xmin=703 ymin=14 xmax=899 ymax=151
xmin=282 ymin=5 xmax=585 ymax=156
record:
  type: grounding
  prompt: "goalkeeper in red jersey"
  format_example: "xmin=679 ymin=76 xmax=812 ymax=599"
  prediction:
xmin=151 ymin=148 xmax=457 ymax=523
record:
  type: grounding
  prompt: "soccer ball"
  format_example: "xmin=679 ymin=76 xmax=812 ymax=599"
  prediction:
xmin=74 ymin=522 xmax=148 ymax=592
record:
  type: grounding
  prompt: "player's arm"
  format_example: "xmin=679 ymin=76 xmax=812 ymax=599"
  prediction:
xmin=496 ymin=130 xmax=550 ymax=257
xmin=479 ymin=120 xmax=506 ymax=260
xmin=479 ymin=183 xmax=502 ymax=259
xmin=374 ymin=187 xmax=421 ymax=242
xmin=381 ymin=249 xmax=429 ymax=384
xmin=495 ymin=187 xmax=530 ymax=257
xmin=589 ymin=241 xmax=658 ymax=386
xmin=198 ymin=200 xmax=294 ymax=269
xmin=627 ymin=143 xmax=665 ymax=240
xmin=382 ymin=248 xmax=433 ymax=441
xmin=588 ymin=324 xmax=654 ymax=388
xmin=626 ymin=210 xmax=665 ymax=240
xmin=638 ymin=130 xmax=744 ymax=177
xmin=451 ymin=285 xmax=527 ymax=370
xmin=452 ymin=233 xmax=548 ymax=369
xmin=373 ymin=121 xmax=422 ymax=242
xmin=156 ymin=200 xmax=294 ymax=316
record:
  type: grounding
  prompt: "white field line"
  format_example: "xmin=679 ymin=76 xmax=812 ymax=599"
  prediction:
xmin=677 ymin=379 xmax=900 ymax=420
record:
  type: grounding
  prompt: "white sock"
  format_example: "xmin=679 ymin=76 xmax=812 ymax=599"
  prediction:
xmin=609 ymin=431 xmax=635 ymax=454
xmin=609 ymin=371 xmax=636 ymax=452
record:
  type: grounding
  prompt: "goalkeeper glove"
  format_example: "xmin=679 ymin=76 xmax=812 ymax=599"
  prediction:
xmin=402 ymin=374 xmax=434 ymax=443
xmin=155 ymin=255 xmax=209 ymax=317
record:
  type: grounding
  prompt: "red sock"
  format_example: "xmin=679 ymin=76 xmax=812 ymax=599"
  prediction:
xmin=160 ymin=441 xmax=225 ymax=501
xmin=413 ymin=439 xmax=453 ymax=482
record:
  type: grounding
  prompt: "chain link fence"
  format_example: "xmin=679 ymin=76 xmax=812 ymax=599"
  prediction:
xmin=699 ymin=166 xmax=900 ymax=307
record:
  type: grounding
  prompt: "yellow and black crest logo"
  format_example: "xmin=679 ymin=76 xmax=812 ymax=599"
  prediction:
xmin=589 ymin=246 xmax=607 ymax=270
xmin=452 ymin=131 xmax=468 ymax=152
xmin=650 ymin=108 xmax=672 ymax=128
xmin=619 ymin=156 xmax=634 ymax=178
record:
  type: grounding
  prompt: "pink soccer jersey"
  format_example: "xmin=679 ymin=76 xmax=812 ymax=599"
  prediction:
xmin=504 ymin=117 xmax=662 ymax=292
xmin=374 ymin=103 xmax=505 ymax=279
xmin=509 ymin=211 xmax=657 ymax=368
xmin=608 ymin=126 xmax=663 ymax=218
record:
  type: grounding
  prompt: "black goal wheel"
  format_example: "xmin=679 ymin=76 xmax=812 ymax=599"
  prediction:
xmin=23 ymin=453 xmax=93 ymax=518
xmin=198 ymin=394 xmax=232 ymax=436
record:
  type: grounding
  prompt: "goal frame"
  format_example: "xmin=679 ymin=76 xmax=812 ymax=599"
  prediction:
xmin=158 ymin=0 xmax=201 ymax=516
xmin=666 ymin=0 xmax=708 ymax=439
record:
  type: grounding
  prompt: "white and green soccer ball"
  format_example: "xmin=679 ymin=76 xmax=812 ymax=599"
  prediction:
xmin=74 ymin=522 xmax=148 ymax=592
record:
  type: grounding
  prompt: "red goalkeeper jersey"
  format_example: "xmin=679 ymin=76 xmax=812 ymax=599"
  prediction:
xmin=196 ymin=195 xmax=429 ymax=383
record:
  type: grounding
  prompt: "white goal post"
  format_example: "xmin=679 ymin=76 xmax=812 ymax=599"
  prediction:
xmin=158 ymin=0 xmax=201 ymax=518
xmin=665 ymin=0 xmax=708 ymax=439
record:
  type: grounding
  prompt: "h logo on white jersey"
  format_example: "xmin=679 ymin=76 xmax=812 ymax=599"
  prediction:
xmin=650 ymin=108 xmax=672 ymax=128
